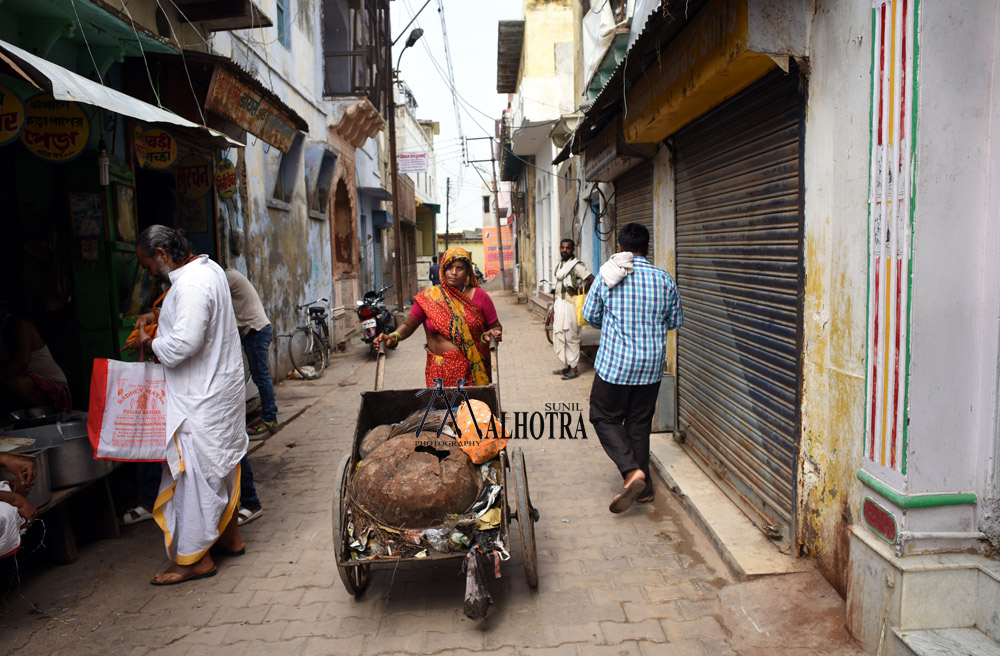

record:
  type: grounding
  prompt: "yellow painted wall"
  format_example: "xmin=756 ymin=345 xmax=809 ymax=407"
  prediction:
xmin=521 ymin=0 xmax=573 ymax=81
xmin=436 ymin=237 xmax=486 ymax=274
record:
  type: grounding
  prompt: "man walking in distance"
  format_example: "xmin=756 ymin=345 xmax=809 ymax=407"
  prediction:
xmin=583 ymin=223 xmax=682 ymax=513
xmin=225 ymin=268 xmax=273 ymax=527
xmin=132 ymin=225 xmax=247 ymax=585
xmin=429 ymin=255 xmax=440 ymax=286
xmin=552 ymin=239 xmax=593 ymax=380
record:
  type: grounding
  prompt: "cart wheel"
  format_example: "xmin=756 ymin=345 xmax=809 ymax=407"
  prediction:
xmin=332 ymin=454 xmax=370 ymax=597
xmin=512 ymin=447 xmax=539 ymax=588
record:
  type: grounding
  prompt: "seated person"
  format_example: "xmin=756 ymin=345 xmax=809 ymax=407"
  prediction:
xmin=0 ymin=453 xmax=37 ymax=558
xmin=0 ymin=312 xmax=71 ymax=410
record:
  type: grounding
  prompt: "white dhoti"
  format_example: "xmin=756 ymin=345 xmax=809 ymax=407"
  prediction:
xmin=150 ymin=256 xmax=249 ymax=566
xmin=552 ymin=297 xmax=582 ymax=368
xmin=153 ymin=430 xmax=241 ymax=565
xmin=0 ymin=482 xmax=22 ymax=558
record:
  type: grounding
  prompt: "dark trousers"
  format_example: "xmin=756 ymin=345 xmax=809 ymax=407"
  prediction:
xmin=242 ymin=325 xmax=277 ymax=423
xmin=589 ymin=374 xmax=662 ymax=498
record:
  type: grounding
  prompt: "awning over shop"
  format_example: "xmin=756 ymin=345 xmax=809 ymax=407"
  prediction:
xmin=552 ymin=0 xmax=709 ymax=165
xmin=0 ymin=38 xmax=242 ymax=149
xmin=417 ymin=202 xmax=441 ymax=214
xmin=372 ymin=209 xmax=393 ymax=229
xmin=359 ymin=186 xmax=393 ymax=202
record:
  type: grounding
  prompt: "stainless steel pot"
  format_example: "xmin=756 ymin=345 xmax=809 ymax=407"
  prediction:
xmin=9 ymin=407 xmax=67 ymax=429
xmin=46 ymin=419 xmax=114 ymax=489
xmin=7 ymin=450 xmax=52 ymax=507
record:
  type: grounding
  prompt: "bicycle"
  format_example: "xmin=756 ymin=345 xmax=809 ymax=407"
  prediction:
xmin=539 ymin=280 xmax=555 ymax=344
xmin=288 ymin=298 xmax=331 ymax=380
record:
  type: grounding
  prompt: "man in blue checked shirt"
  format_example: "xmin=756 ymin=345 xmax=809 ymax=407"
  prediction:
xmin=582 ymin=223 xmax=683 ymax=514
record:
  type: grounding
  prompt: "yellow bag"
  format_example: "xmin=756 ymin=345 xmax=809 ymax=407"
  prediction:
xmin=454 ymin=399 xmax=510 ymax=464
xmin=574 ymin=292 xmax=588 ymax=327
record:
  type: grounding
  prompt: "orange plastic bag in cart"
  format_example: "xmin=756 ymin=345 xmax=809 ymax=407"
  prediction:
xmin=454 ymin=399 xmax=509 ymax=464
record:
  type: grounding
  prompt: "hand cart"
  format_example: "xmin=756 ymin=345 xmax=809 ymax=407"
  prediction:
xmin=331 ymin=339 xmax=539 ymax=596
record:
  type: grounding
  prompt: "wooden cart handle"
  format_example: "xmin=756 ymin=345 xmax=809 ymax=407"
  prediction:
xmin=488 ymin=335 xmax=500 ymax=415
xmin=374 ymin=340 xmax=387 ymax=391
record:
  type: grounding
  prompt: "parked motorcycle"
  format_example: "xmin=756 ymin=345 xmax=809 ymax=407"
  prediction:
xmin=356 ymin=284 xmax=397 ymax=354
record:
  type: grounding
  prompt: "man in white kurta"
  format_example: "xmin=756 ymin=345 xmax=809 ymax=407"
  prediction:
xmin=552 ymin=239 xmax=593 ymax=380
xmin=134 ymin=226 xmax=247 ymax=585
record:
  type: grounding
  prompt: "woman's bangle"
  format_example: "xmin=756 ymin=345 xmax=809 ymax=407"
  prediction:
xmin=390 ymin=331 xmax=402 ymax=343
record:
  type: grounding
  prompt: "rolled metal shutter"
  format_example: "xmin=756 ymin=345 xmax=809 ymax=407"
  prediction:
xmin=673 ymin=70 xmax=803 ymax=548
xmin=614 ymin=162 xmax=654 ymax=264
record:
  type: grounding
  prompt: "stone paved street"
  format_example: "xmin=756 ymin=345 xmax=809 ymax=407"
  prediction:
xmin=1 ymin=293 xmax=861 ymax=655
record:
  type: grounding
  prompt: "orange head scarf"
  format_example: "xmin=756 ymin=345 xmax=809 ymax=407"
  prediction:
xmin=439 ymin=247 xmax=478 ymax=289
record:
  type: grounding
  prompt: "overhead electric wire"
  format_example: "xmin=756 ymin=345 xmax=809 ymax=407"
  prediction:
xmin=70 ymin=0 xmax=104 ymax=85
xmin=118 ymin=0 xmax=162 ymax=106
xmin=154 ymin=0 xmax=207 ymax=124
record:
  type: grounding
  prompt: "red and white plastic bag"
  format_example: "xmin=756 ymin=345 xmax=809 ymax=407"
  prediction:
xmin=87 ymin=358 xmax=167 ymax=462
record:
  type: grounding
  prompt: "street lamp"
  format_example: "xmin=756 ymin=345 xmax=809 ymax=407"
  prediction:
xmin=388 ymin=26 xmax=424 ymax=312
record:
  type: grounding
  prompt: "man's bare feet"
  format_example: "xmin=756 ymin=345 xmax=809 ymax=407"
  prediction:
xmin=150 ymin=555 xmax=217 ymax=586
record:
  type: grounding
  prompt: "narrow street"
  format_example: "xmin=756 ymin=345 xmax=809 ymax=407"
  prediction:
xmin=1 ymin=294 xmax=859 ymax=655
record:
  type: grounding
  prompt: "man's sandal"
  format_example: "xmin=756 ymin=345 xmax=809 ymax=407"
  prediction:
xmin=238 ymin=506 xmax=264 ymax=527
xmin=150 ymin=567 xmax=217 ymax=586
xmin=610 ymin=479 xmax=645 ymax=514
xmin=122 ymin=505 xmax=153 ymax=526
xmin=247 ymin=420 xmax=276 ymax=437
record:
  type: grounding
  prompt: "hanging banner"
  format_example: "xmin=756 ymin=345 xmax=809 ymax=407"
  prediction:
xmin=139 ymin=127 xmax=178 ymax=169
xmin=216 ymin=157 xmax=237 ymax=199
xmin=0 ymin=86 xmax=25 ymax=146
xmin=398 ymin=151 xmax=428 ymax=173
xmin=174 ymin=154 xmax=212 ymax=199
xmin=482 ymin=226 xmax=514 ymax=279
xmin=20 ymin=94 xmax=89 ymax=162
xmin=205 ymin=66 xmax=298 ymax=152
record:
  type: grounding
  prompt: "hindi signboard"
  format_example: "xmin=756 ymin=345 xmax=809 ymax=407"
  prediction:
xmin=20 ymin=94 xmax=89 ymax=162
xmin=216 ymin=157 xmax=237 ymax=199
xmin=482 ymin=226 xmax=514 ymax=279
xmin=175 ymin=154 xmax=212 ymax=199
xmin=206 ymin=66 xmax=298 ymax=152
xmin=135 ymin=127 xmax=178 ymax=169
xmin=0 ymin=86 xmax=25 ymax=146
xmin=398 ymin=151 xmax=428 ymax=173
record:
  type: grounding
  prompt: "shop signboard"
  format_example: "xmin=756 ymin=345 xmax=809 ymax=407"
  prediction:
xmin=0 ymin=85 xmax=25 ymax=146
xmin=133 ymin=124 xmax=146 ymax=167
xmin=136 ymin=127 xmax=178 ymax=169
xmin=482 ymin=226 xmax=514 ymax=278
xmin=216 ymin=157 xmax=237 ymax=199
xmin=205 ymin=66 xmax=298 ymax=152
xmin=175 ymin=154 xmax=212 ymax=199
xmin=398 ymin=151 xmax=428 ymax=173
xmin=20 ymin=94 xmax=89 ymax=162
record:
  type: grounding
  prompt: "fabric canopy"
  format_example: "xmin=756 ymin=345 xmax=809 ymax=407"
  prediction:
xmin=0 ymin=38 xmax=242 ymax=149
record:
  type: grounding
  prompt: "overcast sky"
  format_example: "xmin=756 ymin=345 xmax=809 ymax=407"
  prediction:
xmin=389 ymin=0 xmax=522 ymax=233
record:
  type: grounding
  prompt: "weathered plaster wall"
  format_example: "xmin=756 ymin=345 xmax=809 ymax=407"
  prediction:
xmin=514 ymin=0 xmax=575 ymax=124
xmin=653 ymin=144 xmax=677 ymax=375
xmin=798 ymin=1 xmax=872 ymax=594
xmin=906 ymin=1 xmax=997 ymax=502
xmin=979 ymin=4 xmax=1000 ymax=547
xmin=210 ymin=3 xmax=335 ymax=380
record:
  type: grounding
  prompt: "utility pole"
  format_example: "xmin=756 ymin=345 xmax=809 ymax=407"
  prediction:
xmin=489 ymin=147 xmax=506 ymax=290
xmin=444 ymin=176 xmax=451 ymax=252
xmin=467 ymin=136 xmax=506 ymax=291
xmin=387 ymin=25 xmax=425 ymax=311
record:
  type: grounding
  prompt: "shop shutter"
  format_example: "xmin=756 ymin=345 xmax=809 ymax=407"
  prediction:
xmin=614 ymin=162 xmax=654 ymax=264
xmin=673 ymin=70 xmax=804 ymax=548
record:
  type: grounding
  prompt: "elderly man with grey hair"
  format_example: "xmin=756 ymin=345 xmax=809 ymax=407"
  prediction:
xmin=129 ymin=224 xmax=247 ymax=585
